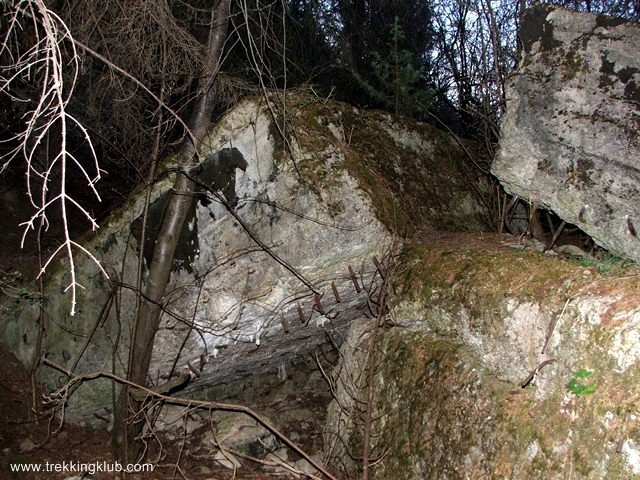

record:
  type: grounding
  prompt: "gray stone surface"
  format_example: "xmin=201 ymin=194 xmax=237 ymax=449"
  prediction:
xmin=327 ymin=240 xmax=640 ymax=478
xmin=0 ymin=93 xmax=486 ymax=425
xmin=492 ymin=5 xmax=640 ymax=261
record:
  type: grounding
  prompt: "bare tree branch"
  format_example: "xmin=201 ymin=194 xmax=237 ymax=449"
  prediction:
xmin=42 ymin=357 xmax=339 ymax=480
xmin=1 ymin=0 xmax=107 ymax=315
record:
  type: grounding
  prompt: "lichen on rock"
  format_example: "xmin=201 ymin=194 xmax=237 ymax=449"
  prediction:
xmin=327 ymin=235 xmax=640 ymax=478
xmin=493 ymin=5 xmax=640 ymax=262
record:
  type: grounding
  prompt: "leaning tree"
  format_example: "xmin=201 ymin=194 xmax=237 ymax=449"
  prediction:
xmin=1 ymin=0 xmax=287 ymax=462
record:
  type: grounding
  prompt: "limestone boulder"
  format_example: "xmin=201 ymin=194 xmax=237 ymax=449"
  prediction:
xmin=492 ymin=6 xmax=640 ymax=261
xmin=0 ymin=93 xmax=486 ymax=424
xmin=327 ymin=234 xmax=640 ymax=478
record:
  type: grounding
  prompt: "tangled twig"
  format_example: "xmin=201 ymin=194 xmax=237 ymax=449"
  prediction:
xmin=42 ymin=358 xmax=338 ymax=480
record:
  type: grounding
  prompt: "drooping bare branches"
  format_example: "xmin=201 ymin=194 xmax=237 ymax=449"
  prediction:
xmin=0 ymin=0 xmax=107 ymax=315
xmin=53 ymin=0 xmax=210 ymax=186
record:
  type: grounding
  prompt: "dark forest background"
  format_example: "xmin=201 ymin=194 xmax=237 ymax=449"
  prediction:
xmin=2 ymin=0 xmax=638 ymax=213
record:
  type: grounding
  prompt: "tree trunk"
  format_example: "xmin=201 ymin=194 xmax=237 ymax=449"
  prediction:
xmin=111 ymin=0 xmax=231 ymax=462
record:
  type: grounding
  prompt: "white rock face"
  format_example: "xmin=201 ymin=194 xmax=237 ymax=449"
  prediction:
xmin=493 ymin=5 xmax=640 ymax=261
xmin=1 ymin=94 xmax=485 ymax=424
xmin=149 ymin=99 xmax=391 ymax=385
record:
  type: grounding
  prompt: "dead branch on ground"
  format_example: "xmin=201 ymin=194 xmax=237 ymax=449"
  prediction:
xmin=41 ymin=358 xmax=338 ymax=480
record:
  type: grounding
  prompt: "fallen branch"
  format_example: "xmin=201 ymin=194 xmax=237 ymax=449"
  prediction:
xmin=520 ymin=359 xmax=555 ymax=389
xmin=42 ymin=358 xmax=338 ymax=480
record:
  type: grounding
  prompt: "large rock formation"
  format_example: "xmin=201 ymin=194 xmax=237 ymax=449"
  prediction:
xmin=492 ymin=6 xmax=640 ymax=261
xmin=0 ymin=93 xmax=486 ymax=425
xmin=6 ymin=9 xmax=639 ymax=473
xmin=328 ymin=233 xmax=640 ymax=479
xmin=321 ymin=8 xmax=640 ymax=478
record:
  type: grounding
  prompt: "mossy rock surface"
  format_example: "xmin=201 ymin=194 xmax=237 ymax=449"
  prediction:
xmin=328 ymin=233 xmax=640 ymax=478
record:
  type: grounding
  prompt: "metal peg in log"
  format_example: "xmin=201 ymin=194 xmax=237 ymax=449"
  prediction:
xmin=314 ymin=293 xmax=325 ymax=315
xmin=348 ymin=265 xmax=361 ymax=293
xmin=280 ymin=314 xmax=289 ymax=333
xmin=331 ymin=281 xmax=341 ymax=303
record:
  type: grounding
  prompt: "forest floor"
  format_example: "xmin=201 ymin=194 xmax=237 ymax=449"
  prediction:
xmin=0 ymin=342 xmax=320 ymax=479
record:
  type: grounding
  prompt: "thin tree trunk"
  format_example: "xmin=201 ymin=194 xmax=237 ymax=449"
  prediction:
xmin=112 ymin=0 xmax=231 ymax=462
xmin=483 ymin=0 xmax=505 ymax=115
